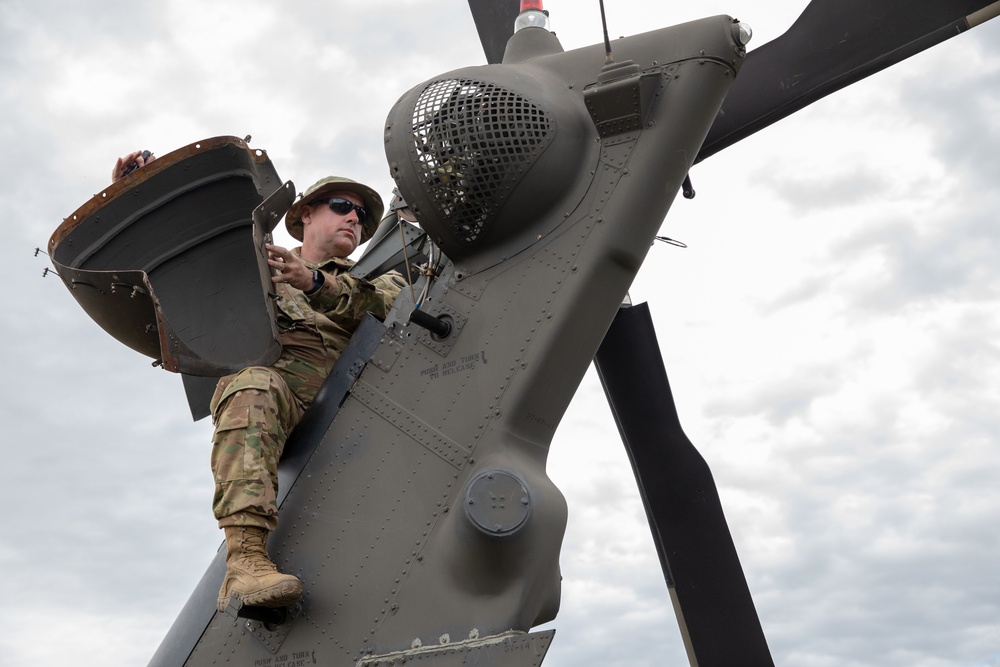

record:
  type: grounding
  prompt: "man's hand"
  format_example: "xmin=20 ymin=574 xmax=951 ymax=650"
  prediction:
xmin=112 ymin=150 xmax=156 ymax=183
xmin=267 ymin=244 xmax=314 ymax=291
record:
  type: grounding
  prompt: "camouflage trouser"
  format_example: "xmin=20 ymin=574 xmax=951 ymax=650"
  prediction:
xmin=209 ymin=367 xmax=307 ymax=531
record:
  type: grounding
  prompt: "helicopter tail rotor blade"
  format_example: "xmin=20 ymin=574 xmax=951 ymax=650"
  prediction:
xmin=594 ymin=303 xmax=774 ymax=666
xmin=467 ymin=0 xmax=523 ymax=64
xmin=697 ymin=0 xmax=1000 ymax=162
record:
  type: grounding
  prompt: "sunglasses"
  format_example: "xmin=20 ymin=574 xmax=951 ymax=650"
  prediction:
xmin=312 ymin=197 xmax=369 ymax=226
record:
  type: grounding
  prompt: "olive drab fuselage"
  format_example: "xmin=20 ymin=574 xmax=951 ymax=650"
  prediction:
xmin=148 ymin=15 xmax=746 ymax=666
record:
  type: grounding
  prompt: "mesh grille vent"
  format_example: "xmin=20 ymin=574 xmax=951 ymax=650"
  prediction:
xmin=410 ymin=79 xmax=553 ymax=245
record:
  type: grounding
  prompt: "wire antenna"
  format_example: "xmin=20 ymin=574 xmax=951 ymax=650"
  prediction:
xmin=599 ymin=0 xmax=613 ymax=62
xmin=655 ymin=236 xmax=688 ymax=249
xmin=35 ymin=247 xmax=58 ymax=278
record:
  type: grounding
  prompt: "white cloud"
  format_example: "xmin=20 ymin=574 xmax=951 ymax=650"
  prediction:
xmin=4 ymin=1 xmax=999 ymax=666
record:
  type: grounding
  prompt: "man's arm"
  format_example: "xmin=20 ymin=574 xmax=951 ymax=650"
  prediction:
xmin=308 ymin=267 xmax=402 ymax=322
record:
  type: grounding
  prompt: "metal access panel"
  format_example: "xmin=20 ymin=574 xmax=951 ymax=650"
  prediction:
xmin=48 ymin=136 xmax=286 ymax=376
xmin=358 ymin=630 xmax=555 ymax=666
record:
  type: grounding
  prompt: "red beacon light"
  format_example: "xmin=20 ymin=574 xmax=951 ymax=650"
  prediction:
xmin=514 ymin=0 xmax=550 ymax=32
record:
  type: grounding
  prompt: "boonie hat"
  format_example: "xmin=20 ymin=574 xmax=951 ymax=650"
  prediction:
xmin=285 ymin=176 xmax=384 ymax=243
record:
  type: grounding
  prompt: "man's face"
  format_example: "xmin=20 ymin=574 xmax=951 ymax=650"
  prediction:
xmin=301 ymin=190 xmax=367 ymax=259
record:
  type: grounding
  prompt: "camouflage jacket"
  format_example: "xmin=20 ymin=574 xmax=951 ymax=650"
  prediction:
xmin=269 ymin=249 xmax=403 ymax=401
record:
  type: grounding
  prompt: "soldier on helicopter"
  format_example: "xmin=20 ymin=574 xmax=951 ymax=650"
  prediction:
xmin=113 ymin=154 xmax=406 ymax=612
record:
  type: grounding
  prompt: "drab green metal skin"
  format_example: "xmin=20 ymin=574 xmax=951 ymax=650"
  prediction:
xmin=48 ymin=136 xmax=284 ymax=377
xmin=158 ymin=15 xmax=745 ymax=667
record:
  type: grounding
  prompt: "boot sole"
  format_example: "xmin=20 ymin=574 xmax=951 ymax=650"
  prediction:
xmin=217 ymin=580 xmax=303 ymax=613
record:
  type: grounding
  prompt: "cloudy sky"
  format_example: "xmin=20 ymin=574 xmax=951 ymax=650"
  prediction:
xmin=3 ymin=1 xmax=999 ymax=665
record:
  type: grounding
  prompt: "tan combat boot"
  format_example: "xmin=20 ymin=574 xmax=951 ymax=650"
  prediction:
xmin=217 ymin=526 xmax=303 ymax=613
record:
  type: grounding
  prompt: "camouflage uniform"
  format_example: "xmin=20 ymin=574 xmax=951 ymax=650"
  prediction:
xmin=210 ymin=250 xmax=403 ymax=531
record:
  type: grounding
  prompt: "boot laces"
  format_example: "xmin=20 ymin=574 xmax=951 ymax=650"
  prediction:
xmin=238 ymin=552 xmax=280 ymax=575
xmin=235 ymin=528 xmax=280 ymax=574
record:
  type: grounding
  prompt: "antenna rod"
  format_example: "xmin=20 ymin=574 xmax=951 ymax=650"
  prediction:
xmin=599 ymin=0 xmax=613 ymax=62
